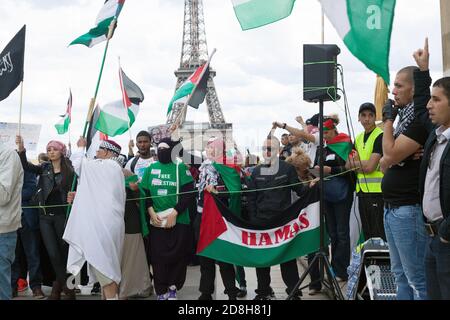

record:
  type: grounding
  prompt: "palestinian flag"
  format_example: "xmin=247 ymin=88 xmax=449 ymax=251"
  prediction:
xmin=326 ymin=133 xmax=353 ymax=161
xmin=212 ymin=162 xmax=242 ymax=216
xmin=197 ymin=188 xmax=321 ymax=267
xmin=55 ymin=90 xmax=72 ymax=135
xmin=86 ymin=105 xmax=108 ymax=159
xmin=70 ymin=0 xmax=125 ymax=47
xmin=167 ymin=64 xmax=209 ymax=115
xmin=232 ymin=0 xmax=297 ymax=31
xmin=319 ymin=0 xmax=396 ymax=84
xmin=323 ymin=119 xmax=353 ymax=161
xmin=95 ymin=67 xmax=144 ymax=136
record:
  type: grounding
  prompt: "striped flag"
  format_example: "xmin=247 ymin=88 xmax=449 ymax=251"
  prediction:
xmin=86 ymin=104 xmax=108 ymax=159
xmin=198 ymin=189 xmax=321 ymax=267
xmin=319 ymin=0 xmax=396 ymax=84
xmin=167 ymin=49 xmax=216 ymax=116
xmin=231 ymin=0 xmax=395 ymax=84
xmin=70 ymin=0 xmax=126 ymax=48
xmin=55 ymin=90 xmax=72 ymax=135
xmin=94 ymin=67 xmax=144 ymax=136
xmin=167 ymin=64 xmax=209 ymax=115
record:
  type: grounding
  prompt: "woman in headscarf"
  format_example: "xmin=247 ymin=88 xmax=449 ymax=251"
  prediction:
xmin=140 ymin=138 xmax=195 ymax=300
xmin=16 ymin=136 xmax=75 ymax=299
xmin=194 ymin=137 xmax=242 ymax=300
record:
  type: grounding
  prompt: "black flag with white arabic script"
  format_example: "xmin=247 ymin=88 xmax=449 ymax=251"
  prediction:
xmin=0 ymin=25 xmax=25 ymax=102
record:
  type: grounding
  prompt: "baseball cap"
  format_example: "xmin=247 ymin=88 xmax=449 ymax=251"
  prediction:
xmin=358 ymin=102 xmax=376 ymax=115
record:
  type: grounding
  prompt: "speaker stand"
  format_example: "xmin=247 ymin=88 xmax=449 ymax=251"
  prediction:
xmin=287 ymin=100 xmax=345 ymax=300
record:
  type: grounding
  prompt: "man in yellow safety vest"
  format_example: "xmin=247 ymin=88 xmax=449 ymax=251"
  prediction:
xmin=347 ymin=103 xmax=386 ymax=240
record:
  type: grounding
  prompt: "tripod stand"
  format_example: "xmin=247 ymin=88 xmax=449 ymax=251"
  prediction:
xmin=287 ymin=100 xmax=345 ymax=300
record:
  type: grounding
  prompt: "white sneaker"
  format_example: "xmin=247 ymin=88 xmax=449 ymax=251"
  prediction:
xmin=168 ymin=285 xmax=177 ymax=300
xmin=157 ymin=292 xmax=169 ymax=300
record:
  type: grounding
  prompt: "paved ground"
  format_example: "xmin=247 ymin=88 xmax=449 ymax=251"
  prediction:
xmin=14 ymin=258 xmax=346 ymax=300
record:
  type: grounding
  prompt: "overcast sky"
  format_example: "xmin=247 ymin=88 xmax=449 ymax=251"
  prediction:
xmin=0 ymin=0 xmax=444 ymax=158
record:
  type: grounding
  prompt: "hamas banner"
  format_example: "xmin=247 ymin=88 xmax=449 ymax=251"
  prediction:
xmin=197 ymin=187 xmax=322 ymax=267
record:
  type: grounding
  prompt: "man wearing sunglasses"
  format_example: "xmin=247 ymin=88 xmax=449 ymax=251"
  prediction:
xmin=246 ymin=136 xmax=305 ymax=300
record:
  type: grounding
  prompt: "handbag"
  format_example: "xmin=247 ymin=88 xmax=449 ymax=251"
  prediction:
xmin=150 ymin=161 xmax=179 ymax=228
xmin=323 ymin=176 xmax=349 ymax=203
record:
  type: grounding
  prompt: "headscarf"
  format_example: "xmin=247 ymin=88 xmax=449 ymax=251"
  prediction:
xmin=46 ymin=140 xmax=67 ymax=157
xmin=322 ymin=119 xmax=336 ymax=132
xmin=206 ymin=138 xmax=226 ymax=164
xmin=206 ymin=138 xmax=243 ymax=166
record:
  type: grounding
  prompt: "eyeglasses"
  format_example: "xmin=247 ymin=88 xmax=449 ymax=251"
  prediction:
xmin=262 ymin=146 xmax=272 ymax=152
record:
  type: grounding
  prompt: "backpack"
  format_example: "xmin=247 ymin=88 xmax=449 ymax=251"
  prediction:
xmin=130 ymin=155 xmax=140 ymax=173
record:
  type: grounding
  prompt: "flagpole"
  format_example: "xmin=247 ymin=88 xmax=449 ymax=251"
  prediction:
xmin=68 ymin=88 xmax=72 ymax=147
xmin=321 ymin=6 xmax=325 ymax=44
xmin=18 ymin=81 xmax=24 ymax=136
xmin=118 ymin=56 xmax=133 ymax=142
xmin=68 ymin=125 xmax=72 ymax=152
xmin=67 ymin=19 xmax=117 ymax=217
xmin=81 ymin=19 xmax=117 ymax=138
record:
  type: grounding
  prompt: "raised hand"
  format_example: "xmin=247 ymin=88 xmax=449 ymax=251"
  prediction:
xmin=15 ymin=135 xmax=25 ymax=152
xmin=413 ymin=37 xmax=429 ymax=71
xmin=295 ymin=116 xmax=305 ymax=125
xmin=382 ymin=99 xmax=398 ymax=122
xmin=77 ymin=137 xmax=87 ymax=148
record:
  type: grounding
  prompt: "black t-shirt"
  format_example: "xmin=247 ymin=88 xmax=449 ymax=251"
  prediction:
xmin=46 ymin=173 xmax=65 ymax=215
xmin=352 ymin=130 xmax=383 ymax=156
xmin=364 ymin=131 xmax=383 ymax=155
xmin=381 ymin=119 xmax=429 ymax=206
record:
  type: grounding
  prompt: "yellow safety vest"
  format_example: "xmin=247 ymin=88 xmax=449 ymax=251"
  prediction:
xmin=355 ymin=127 xmax=384 ymax=193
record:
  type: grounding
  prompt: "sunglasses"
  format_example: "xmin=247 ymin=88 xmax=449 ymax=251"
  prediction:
xmin=262 ymin=146 xmax=272 ymax=152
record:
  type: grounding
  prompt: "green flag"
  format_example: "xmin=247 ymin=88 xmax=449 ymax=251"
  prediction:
xmin=212 ymin=163 xmax=242 ymax=217
xmin=54 ymin=90 xmax=72 ymax=135
xmin=70 ymin=0 xmax=125 ymax=47
xmin=320 ymin=0 xmax=396 ymax=84
xmin=231 ymin=0 xmax=296 ymax=30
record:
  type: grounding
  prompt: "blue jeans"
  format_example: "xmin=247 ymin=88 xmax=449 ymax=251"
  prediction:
xmin=11 ymin=225 xmax=42 ymax=290
xmin=425 ymin=234 xmax=450 ymax=300
xmin=384 ymin=205 xmax=427 ymax=300
xmin=0 ymin=232 xmax=17 ymax=300
xmin=324 ymin=191 xmax=353 ymax=279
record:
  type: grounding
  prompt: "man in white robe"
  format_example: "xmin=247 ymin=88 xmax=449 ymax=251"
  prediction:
xmin=63 ymin=138 xmax=126 ymax=300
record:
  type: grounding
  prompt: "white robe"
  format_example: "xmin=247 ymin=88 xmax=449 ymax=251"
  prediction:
xmin=63 ymin=148 xmax=126 ymax=284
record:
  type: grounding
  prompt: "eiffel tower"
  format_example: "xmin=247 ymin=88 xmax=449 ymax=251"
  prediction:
xmin=166 ymin=0 xmax=232 ymax=148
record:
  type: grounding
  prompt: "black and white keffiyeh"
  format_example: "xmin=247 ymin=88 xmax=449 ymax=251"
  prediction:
xmin=394 ymin=103 xmax=415 ymax=138
xmin=99 ymin=140 xmax=121 ymax=155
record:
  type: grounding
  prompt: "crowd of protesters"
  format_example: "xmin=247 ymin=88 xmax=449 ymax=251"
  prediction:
xmin=1 ymin=41 xmax=449 ymax=301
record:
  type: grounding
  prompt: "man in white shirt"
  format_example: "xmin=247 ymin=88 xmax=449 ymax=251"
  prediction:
xmin=126 ymin=131 xmax=154 ymax=180
xmin=0 ymin=143 xmax=23 ymax=300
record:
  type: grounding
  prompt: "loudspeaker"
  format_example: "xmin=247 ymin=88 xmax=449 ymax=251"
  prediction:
xmin=303 ymin=44 xmax=340 ymax=102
